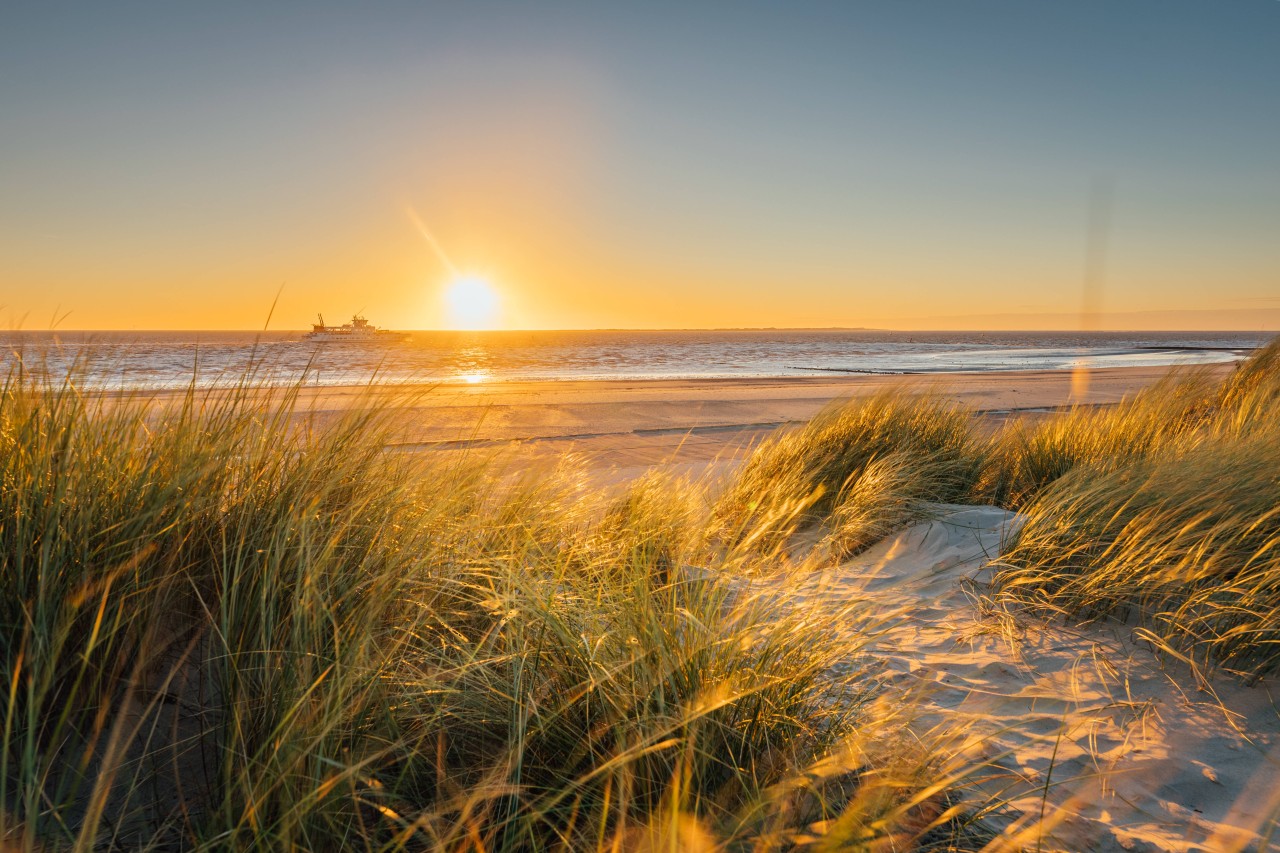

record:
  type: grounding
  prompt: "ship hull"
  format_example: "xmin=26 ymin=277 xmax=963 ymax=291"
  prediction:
xmin=304 ymin=333 xmax=408 ymax=343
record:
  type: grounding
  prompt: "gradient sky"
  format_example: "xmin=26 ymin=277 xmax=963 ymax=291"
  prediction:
xmin=2 ymin=1 xmax=1278 ymax=330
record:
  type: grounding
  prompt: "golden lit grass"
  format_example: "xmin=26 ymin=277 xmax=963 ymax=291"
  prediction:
xmin=714 ymin=392 xmax=979 ymax=557
xmin=976 ymin=338 xmax=1280 ymax=510
xmin=993 ymin=431 xmax=1280 ymax=678
xmin=0 ymin=370 xmax=980 ymax=851
xmin=971 ymin=371 xmax=1220 ymax=508
xmin=711 ymin=337 xmax=1280 ymax=681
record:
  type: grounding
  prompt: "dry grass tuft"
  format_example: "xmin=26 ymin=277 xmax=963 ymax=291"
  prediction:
xmin=989 ymin=336 xmax=1280 ymax=679
xmin=715 ymin=392 xmax=978 ymax=555
xmin=993 ymin=431 xmax=1280 ymax=678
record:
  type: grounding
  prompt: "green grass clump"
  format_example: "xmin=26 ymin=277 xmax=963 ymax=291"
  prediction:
xmin=0 ymin=370 xmax=970 ymax=851
xmin=715 ymin=392 xmax=978 ymax=554
xmin=0 ymin=373 xmax=439 ymax=849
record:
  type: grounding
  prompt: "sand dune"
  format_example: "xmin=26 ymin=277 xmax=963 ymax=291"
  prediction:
xmin=769 ymin=507 xmax=1280 ymax=852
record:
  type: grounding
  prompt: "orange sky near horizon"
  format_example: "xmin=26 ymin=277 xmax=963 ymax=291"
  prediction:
xmin=8 ymin=209 xmax=1275 ymax=332
xmin=8 ymin=179 xmax=1276 ymax=332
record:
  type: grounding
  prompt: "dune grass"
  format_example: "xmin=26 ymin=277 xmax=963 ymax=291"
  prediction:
xmin=987 ymin=339 xmax=1280 ymax=680
xmin=0 ymin=370 xmax=980 ymax=851
xmin=714 ymin=391 xmax=980 ymax=557
xmin=976 ymin=338 xmax=1280 ymax=510
xmin=712 ymin=338 xmax=1280 ymax=681
xmin=992 ymin=431 xmax=1280 ymax=677
xmin=970 ymin=371 xmax=1221 ymax=508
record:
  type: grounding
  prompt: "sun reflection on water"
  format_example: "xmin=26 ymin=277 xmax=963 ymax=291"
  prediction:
xmin=452 ymin=343 xmax=492 ymax=385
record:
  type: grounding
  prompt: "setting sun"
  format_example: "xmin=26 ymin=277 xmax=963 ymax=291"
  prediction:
xmin=444 ymin=275 xmax=500 ymax=330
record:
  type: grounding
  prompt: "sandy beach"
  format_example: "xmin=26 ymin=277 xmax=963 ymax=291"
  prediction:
xmin=304 ymin=363 xmax=1234 ymax=438
xmin=121 ymin=362 xmax=1236 ymax=482
xmin=21 ymin=355 xmax=1280 ymax=850
xmin=304 ymin=363 xmax=1238 ymax=483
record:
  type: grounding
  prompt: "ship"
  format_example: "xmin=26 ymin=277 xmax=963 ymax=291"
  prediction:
xmin=305 ymin=314 xmax=409 ymax=343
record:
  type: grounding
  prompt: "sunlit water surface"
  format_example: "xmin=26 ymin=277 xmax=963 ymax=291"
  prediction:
xmin=0 ymin=330 xmax=1268 ymax=390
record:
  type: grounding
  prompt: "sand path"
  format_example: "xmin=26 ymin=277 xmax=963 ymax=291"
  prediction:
xmin=785 ymin=507 xmax=1280 ymax=852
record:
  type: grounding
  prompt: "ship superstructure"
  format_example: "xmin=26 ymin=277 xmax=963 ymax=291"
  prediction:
xmin=305 ymin=314 xmax=408 ymax=343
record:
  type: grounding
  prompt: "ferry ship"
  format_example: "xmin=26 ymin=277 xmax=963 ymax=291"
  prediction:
xmin=305 ymin=314 xmax=409 ymax=343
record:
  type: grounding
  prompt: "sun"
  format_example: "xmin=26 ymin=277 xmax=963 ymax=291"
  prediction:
xmin=444 ymin=274 xmax=500 ymax=330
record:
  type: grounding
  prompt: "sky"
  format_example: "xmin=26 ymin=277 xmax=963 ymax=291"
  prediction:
xmin=1 ymin=1 xmax=1278 ymax=331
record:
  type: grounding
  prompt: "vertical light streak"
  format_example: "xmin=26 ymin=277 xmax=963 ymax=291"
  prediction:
xmin=1072 ymin=176 xmax=1114 ymax=402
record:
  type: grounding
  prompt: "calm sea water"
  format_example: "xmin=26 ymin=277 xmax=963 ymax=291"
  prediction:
xmin=0 ymin=330 xmax=1268 ymax=391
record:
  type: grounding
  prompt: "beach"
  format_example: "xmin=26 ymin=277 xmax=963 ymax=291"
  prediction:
xmin=338 ymin=360 xmax=1280 ymax=850
xmin=94 ymin=362 xmax=1234 ymax=491
xmin=17 ymin=354 xmax=1280 ymax=851
xmin=260 ymin=362 xmax=1236 ymax=481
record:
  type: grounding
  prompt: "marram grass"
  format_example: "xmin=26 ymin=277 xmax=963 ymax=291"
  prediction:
xmin=992 ymin=430 xmax=1280 ymax=678
xmin=714 ymin=391 xmax=979 ymax=556
xmin=975 ymin=337 xmax=1280 ymax=509
xmin=0 ymin=369 xmax=978 ymax=851
xmin=970 ymin=370 xmax=1220 ymax=508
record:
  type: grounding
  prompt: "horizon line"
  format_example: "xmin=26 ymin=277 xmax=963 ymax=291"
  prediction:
xmin=5 ymin=326 xmax=1275 ymax=335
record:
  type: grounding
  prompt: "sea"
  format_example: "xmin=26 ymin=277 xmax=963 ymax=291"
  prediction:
xmin=0 ymin=330 xmax=1269 ymax=391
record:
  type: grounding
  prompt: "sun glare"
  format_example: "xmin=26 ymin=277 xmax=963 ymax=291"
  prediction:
xmin=444 ymin=275 xmax=500 ymax=330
